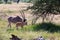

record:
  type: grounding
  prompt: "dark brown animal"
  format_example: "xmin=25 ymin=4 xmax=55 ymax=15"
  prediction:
xmin=10 ymin=34 xmax=21 ymax=40
xmin=16 ymin=19 xmax=27 ymax=30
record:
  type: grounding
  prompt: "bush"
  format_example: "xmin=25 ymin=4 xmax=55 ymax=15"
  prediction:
xmin=0 ymin=1 xmax=3 ymax=4
xmin=7 ymin=2 xmax=12 ymax=4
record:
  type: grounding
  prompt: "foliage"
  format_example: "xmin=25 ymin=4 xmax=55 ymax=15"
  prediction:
xmin=30 ymin=0 xmax=60 ymax=13
xmin=0 ymin=0 xmax=3 ymax=4
xmin=6 ymin=1 xmax=12 ymax=4
xmin=27 ymin=0 xmax=60 ymax=24
xmin=26 ymin=0 xmax=32 ymax=3
xmin=4 ymin=0 xmax=8 ymax=4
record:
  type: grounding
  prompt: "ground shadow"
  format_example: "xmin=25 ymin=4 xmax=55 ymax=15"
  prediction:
xmin=33 ymin=22 xmax=60 ymax=33
xmin=6 ymin=22 xmax=60 ymax=33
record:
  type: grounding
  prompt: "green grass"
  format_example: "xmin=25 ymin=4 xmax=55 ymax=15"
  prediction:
xmin=0 ymin=3 xmax=60 ymax=40
xmin=0 ymin=20 xmax=60 ymax=40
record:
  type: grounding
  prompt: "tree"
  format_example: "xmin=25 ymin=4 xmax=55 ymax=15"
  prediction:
xmin=0 ymin=0 xmax=3 ymax=4
xmin=4 ymin=0 xmax=8 ymax=4
xmin=27 ymin=0 xmax=60 ymax=24
xmin=17 ymin=0 xmax=20 ymax=4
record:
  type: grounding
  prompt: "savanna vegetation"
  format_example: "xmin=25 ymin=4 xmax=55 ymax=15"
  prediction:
xmin=0 ymin=0 xmax=60 ymax=40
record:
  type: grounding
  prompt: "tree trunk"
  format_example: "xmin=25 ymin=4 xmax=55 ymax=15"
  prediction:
xmin=50 ymin=14 xmax=54 ymax=22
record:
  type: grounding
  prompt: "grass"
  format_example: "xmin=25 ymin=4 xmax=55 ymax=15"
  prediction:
xmin=2 ymin=10 xmax=19 ymax=13
xmin=32 ymin=22 xmax=60 ymax=33
xmin=0 ymin=3 xmax=60 ymax=40
xmin=0 ymin=20 xmax=60 ymax=40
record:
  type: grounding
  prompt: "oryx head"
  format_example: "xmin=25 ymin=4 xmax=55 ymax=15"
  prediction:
xmin=20 ymin=10 xmax=27 ymax=25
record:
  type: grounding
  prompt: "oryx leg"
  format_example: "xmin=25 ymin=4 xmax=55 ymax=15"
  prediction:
xmin=21 ymin=22 xmax=24 ymax=28
xmin=21 ymin=25 xmax=23 ymax=28
xmin=8 ymin=22 xmax=11 ymax=28
xmin=16 ymin=24 xmax=19 ymax=30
